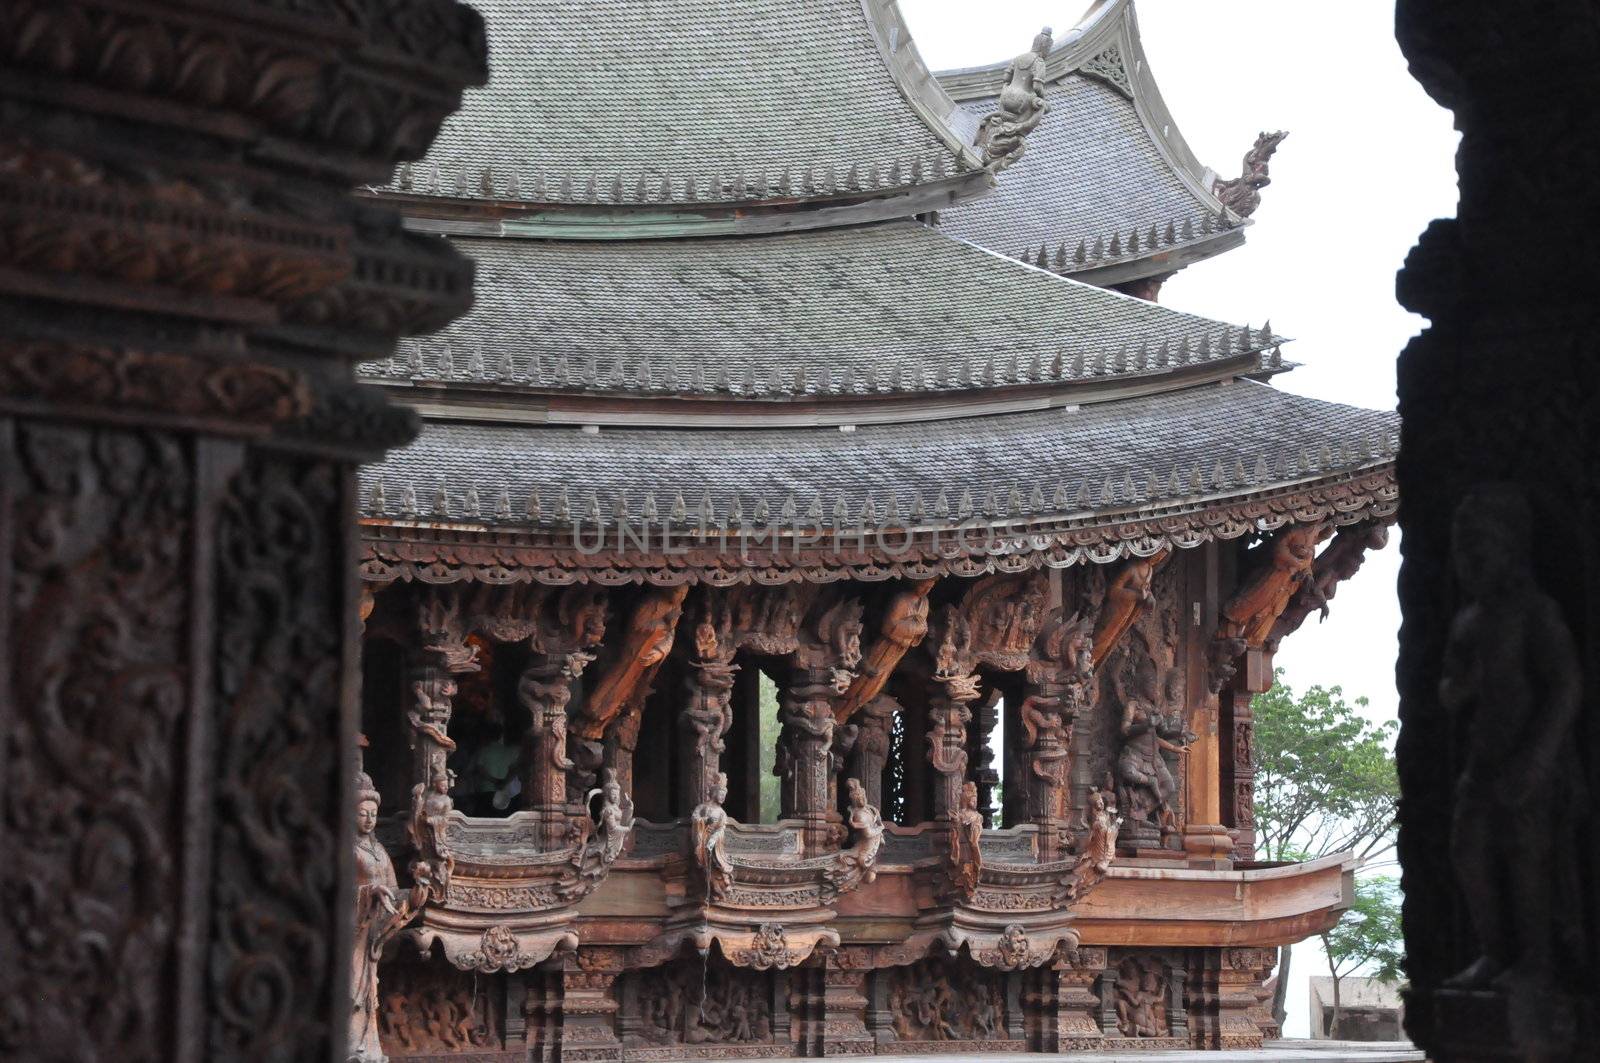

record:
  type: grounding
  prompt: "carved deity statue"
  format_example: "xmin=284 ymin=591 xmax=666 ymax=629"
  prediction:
xmin=352 ymin=769 xmax=424 ymax=1063
xmin=1115 ymin=693 xmax=1190 ymax=845
xmin=949 ymin=780 xmax=985 ymax=897
xmin=1212 ymin=130 xmax=1288 ymax=218
xmin=691 ymin=772 xmax=735 ymax=902
xmin=1439 ymin=486 xmax=1584 ymax=990
xmin=977 ymin=27 xmax=1053 ymax=171
xmin=1222 ymin=522 xmax=1331 ymax=647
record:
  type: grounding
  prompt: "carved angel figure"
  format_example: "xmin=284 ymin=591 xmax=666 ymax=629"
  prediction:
xmin=1092 ymin=552 xmax=1166 ymax=663
xmin=691 ymin=772 xmax=735 ymax=902
xmin=352 ymin=771 xmax=424 ymax=1063
xmin=978 ymin=27 xmax=1054 ymax=171
xmin=1440 ymin=486 xmax=1584 ymax=990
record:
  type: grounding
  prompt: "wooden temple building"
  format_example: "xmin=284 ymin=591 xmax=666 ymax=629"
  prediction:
xmin=349 ymin=1 xmax=1399 ymax=1058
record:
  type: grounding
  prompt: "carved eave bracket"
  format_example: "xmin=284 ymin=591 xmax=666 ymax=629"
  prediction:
xmin=835 ymin=578 xmax=934 ymax=724
xmin=643 ymin=922 xmax=841 ymax=973
xmin=576 ymin=584 xmax=689 ymax=741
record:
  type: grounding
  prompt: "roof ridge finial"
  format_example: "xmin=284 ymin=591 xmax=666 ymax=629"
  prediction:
xmin=975 ymin=27 xmax=1054 ymax=172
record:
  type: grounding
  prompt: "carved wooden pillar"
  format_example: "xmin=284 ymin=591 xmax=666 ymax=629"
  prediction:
xmin=1055 ymin=947 xmax=1110 ymax=1049
xmin=681 ymin=642 xmax=737 ymax=814
xmin=408 ymin=591 xmax=481 ymax=897
xmin=820 ymin=961 xmax=872 ymax=1056
xmin=1022 ymin=611 xmax=1094 ymax=861
xmin=0 ymin=1 xmax=486 ymax=1056
xmin=557 ymin=958 xmax=622 ymax=1061
xmin=779 ymin=597 xmax=863 ymax=855
xmin=927 ymin=676 xmax=977 ymax=821
xmin=519 ymin=651 xmax=588 ymax=851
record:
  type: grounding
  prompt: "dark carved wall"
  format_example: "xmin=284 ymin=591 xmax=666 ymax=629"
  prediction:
xmin=1395 ymin=2 xmax=1600 ymax=1059
xmin=0 ymin=2 xmax=486 ymax=1059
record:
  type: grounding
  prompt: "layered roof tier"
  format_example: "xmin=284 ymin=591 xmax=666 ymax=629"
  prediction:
xmin=360 ymin=221 xmax=1284 ymax=417
xmin=373 ymin=0 xmax=992 ymax=236
xmin=935 ymin=0 xmax=1243 ymax=285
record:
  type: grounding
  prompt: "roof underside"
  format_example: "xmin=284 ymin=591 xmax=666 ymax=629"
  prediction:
xmin=362 ymin=381 xmax=1397 ymax=530
xmin=360 ymin=221 xmax=1281 ymax=404
xmin=383 ymin=0 xmax=977 ymax=209
xmin=934 ymin=1 xmax=1236 ymax=283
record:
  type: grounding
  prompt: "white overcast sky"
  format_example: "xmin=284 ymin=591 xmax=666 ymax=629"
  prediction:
xmin=903 ymin=0 xmax=1459 ymax=728
xmin=902 ymin=0 xmax=1460 ymax=1038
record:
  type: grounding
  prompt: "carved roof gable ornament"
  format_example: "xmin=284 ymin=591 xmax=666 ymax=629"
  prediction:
xmin=977 ymin=27 xmax=1054 ymax=172
xmin=1077 ymin=42 xmax=1133 ymax=99
xmin=1213 ymin=131 xmax=1289 ymax=219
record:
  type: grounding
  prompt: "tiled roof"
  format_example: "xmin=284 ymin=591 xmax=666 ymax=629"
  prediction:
xmin=360 ymin=222 xmax=1282 ymax=399
xmin=939 ymin=75 xmax=1229 ymax=278
xmin=360 ymin=380 xmax=1398 ymax=528
xmin=382 ymin=0 xmax=978 ymax=208
xmin=934 ymin=1 xmax=1236 ymax=281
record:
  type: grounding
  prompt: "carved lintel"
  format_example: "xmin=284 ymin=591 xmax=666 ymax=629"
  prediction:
xmin=1091 ymin=550 xmax=1170 ymax=665
xmin=835 ymin=579 xmax=934 ymax=723
xmin=577 ymin=585 xmax=688 ymax=740
xmin=421 ymin=924 xmax=578 ymax=974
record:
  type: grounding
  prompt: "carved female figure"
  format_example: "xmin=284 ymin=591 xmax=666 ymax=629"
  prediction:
xmin=1222 ymin=522 xmax=1331 ymax=646
xmin=691 ymin=772 xmax=735 ymax=901
xmin=948 ymin=780 xmax=985 ymax=896
xmin=827 ymin=777 xmax=885 ymax=897
xmin=353 ymin=772 xmax=422 ymax=1063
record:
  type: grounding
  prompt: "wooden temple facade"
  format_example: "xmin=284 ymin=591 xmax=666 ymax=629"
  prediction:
xmin=348 ymin=2 xmax=1399 ymax=1059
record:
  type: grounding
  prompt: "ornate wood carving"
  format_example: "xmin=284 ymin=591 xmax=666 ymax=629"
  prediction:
xmin=0 ymin=0 xmax=485 ymax=1056
xmin=822 ymin=778 xmax=885 ymax=900
xmin=1114 ymin=955 xmax=1172 ymax=1038
xmin=1266 ymin=521 xmax=1391 ymax=650
xmin=1022 ymin=610 xmax=1097 ymax=859
xmin=691 ymin=773 xmax=736 ymax=903
xmin=1113 ymin=669 xmax=1193 ymax=852
xmin=885 ymin=957 xmax=1006 ymax=1043
xmin=1219 ymin=523 xmax=1332 ymax=648
xmin=835 ymin=579 xmax=934 ymax=724
xmin=630 ymin=960 xmax=774 ymax=1047
xmin=1212 ymin=131 xmax=1289 ymax=218
xmin=1091 ymin=550 xmax=1170 ymax=665
xmin=377 ymin=961 xmax=500 ymax=1056
xmin=577 ymin=585 xmax=689 ymax=741
xmin=977 ymin=28 xmax=1054 ymax=172
xmin=353 ymin=757 xmax=425 ymax=1061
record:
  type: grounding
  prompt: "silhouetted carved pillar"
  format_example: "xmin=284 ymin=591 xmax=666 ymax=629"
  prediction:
xmin=1395 ymin=2 xmax=1600 ymax=1059
xmin=0 ymin=1 xmax=486 ymax=1057
xmin=967 ymin=688 xmax=1002 ymax=826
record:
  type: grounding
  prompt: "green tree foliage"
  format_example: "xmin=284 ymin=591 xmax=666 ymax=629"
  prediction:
xmin=1250 ymin=671 xmax=1400 ymax=1027
xmin=1253 ymin=672 xmax=1399 ymax=865
xmin=1320 ymin=876 xmax=1404 ymax=1038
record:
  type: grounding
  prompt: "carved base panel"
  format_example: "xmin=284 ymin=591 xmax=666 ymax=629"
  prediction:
xmin=873 ymin=1041 xmax=1026 ymax=1055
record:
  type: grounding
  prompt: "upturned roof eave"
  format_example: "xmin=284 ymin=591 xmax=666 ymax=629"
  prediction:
xmin=372 ymin=169 xmax=996 ymax=241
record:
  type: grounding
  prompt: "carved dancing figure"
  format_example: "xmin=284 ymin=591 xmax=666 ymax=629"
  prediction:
xmin=978 ymin=27 xmax=1053 ymax=171
xmin=691 ymin=772 xmax=735 ymax=902
xmin=352 ymin=767 xmax=424 ymax=1063
xmin=1439 ymin=486 xmax=1584 ymax=990
xmin=1063 ymin=785 xmax=1120 ymax=903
